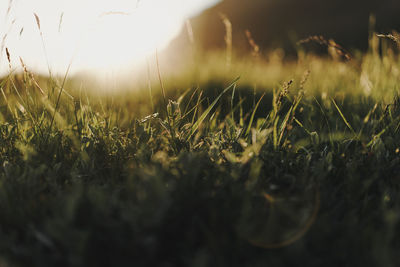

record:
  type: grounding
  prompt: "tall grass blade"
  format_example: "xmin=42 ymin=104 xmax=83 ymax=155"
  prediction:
xmin=187 ymin=77 xmax=239 ymax=139
xmin=183 ymin=86 xmax=199 ymax=116
xmin=46 ymin=56 xmax=73 ymax=141
xmin=245 ymin=92 xmax=265 ymax=136
xmin=273 ymin=115 xmax=279 ymax=150
xmin=231 ymin=83 xmax=236 ymax=120
xmin=191 ymin=90 xmax=203 ymax=125
xmin=331 ymin=98 xmax=355 ymax=135
xmin=278 ymin=106 xmax=293 ymax=146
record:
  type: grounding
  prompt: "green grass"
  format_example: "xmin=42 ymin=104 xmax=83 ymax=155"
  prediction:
xmin=0 ymin=36 xmax=400 ymax=267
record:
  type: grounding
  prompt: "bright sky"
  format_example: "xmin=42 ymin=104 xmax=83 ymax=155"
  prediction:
xmin=0 ymin=0 xmax=219 ymax=76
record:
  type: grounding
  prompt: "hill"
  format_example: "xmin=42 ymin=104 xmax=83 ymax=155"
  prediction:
xmin=168 ymin=0 xmax=400 ymax=55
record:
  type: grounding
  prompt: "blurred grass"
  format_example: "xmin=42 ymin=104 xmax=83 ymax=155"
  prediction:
xmin=0 ymin=33 xmax=400 ymax=267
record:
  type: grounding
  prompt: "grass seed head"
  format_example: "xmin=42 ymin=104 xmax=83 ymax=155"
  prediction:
xmin=376 ymin=31 xmax=400 ymax=48
xmin=298 ymin=35 xmax=352 ymax=61
xmin=5 ymin=47 xmax=10 ymax=64
xmin=34 ymin=13 xmax=41 ymax=31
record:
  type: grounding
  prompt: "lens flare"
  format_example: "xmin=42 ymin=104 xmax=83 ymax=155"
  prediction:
xmin=0 ymin=0 xmax=219 ymax=76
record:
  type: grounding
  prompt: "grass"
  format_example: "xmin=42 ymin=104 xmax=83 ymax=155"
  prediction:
xmin=0 ymin=33 xmax=400 ymax=267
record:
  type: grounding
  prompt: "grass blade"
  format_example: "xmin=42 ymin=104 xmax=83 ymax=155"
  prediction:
xmin=331 ymin=98 xmax=355 ymax=135
xmin=278 ymin=105 xmax=293 ymax=146
xmin=187 ymin=77 xmax=239 ymax=139
xmin=273 ymin=115 xmax=279 ymax=150
xmin=245 ymin=92 xmax=265 ymax=136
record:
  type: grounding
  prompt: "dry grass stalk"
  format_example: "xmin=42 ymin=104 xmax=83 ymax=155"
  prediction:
xmin=298 ymin=35 xmax=352 ymax=61
xmin=0 ymin=35 xmax=7 ymax=56
xmin=33 ymin=13 xmax=54 ymax=79
xmin=5 ymin=47 xmax=12 ymax=71
xmin=0 ymin=19 xmax=16 ymax=65
xmin=376 ymin=31 xmax=400 ymax=48
xmin=58 ymin=12 xmax=64 ymax=33
xmin=245 ymin=30 xmax=260 ymax=58
xmin=276 ymin=79 xmax=293 ymax=106
xmin=19 ymin=57 xmax=45 ymax=96
xmin=219 ymin=13 xmax=232 ymax=68
xmin=6 ymin=0 xmax=13 ymax=17
xmin=299 ymin=70 xmax=311 ymax=91
xmin=99 ymin=11 xmax=131 ymax=17
xmin=34 ymin=13 xmax=41 ymax=31
xmin=5 ymin=47 xmax=11 ymax=66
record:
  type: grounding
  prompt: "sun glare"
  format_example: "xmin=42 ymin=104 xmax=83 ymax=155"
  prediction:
xmin=0 ymin=0 xmax=219 ymax=76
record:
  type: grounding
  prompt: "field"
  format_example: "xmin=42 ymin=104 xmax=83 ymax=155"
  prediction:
xmin=1 ymin=34 xmax=400 ymax=267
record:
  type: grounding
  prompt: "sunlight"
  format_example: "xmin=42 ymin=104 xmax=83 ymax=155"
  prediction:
xmin=0 ymin=0 xmax=219 ymax=76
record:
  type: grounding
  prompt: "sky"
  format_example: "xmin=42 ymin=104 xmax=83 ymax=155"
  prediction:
xmin=0 ymin=0 xmax=220 ymax=76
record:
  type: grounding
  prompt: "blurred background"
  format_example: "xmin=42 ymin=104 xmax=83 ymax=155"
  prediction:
xmin=1 ymin=0 xmax=399 ymax=79
xmin=168 ymin=0 xmax=400 ymax=56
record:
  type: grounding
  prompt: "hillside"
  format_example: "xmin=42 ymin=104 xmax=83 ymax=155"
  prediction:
xmin=168 ymin=0 xmax=400 ymax=55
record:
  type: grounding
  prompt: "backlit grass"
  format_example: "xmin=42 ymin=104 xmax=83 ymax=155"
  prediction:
xmin=0 ymin=35 xmax=400 ymax=267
